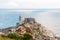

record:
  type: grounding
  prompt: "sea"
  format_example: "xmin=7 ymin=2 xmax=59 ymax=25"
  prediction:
xmin=0 ymin=9 xmax=60 ymax=36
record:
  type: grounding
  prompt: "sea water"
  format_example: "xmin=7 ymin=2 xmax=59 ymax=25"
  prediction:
xmin=0 ymin=9 xmax=60 ymax=36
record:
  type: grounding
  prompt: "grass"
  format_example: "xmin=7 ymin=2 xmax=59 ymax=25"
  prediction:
xmin=0 ymin=32 xmax=33 ymax=40
xmin=0 ymin=35 xmax=15 ymax=40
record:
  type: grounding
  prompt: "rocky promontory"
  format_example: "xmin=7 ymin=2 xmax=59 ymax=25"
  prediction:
xmin=0 ymin=15 xmax=59 ymax=40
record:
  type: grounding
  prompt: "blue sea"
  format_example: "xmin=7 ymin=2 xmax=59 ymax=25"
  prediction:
xmin=0 ymin=9 xmax=60 ymax=36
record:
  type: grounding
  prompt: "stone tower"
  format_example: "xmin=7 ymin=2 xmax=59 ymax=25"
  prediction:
xmin=19 ymin=15 xmax=22 ymax=21
xmin=19 ymin=14 xmax=25 ymax=24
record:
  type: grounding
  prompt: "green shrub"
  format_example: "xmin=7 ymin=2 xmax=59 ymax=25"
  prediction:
xmin=23 ymin=32 xmax=33 ymax=40
xmin=7 ymin=32 xmax=23 ymax=40
xmin=7 ymin=32 xmax=33 ymax=40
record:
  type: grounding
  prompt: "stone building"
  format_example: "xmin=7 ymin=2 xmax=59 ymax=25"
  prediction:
xmin=18 ymin=15 xmax=36 ymax=25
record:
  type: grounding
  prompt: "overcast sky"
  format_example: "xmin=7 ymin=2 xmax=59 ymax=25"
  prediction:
xmin=0 ymin=0 xmax=60 ymax=9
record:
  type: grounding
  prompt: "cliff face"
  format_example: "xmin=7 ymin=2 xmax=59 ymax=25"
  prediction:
xmin=0 ymin=16 xmax=57 ymax=40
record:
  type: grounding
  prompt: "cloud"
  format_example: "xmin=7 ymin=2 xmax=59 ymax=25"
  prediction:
xmin=0 ymin=0 xmax=60 ymax=8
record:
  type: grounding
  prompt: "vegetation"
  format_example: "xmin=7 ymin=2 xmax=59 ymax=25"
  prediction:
xmin=7 ymin=33 xmax=20 ymax=38
xmin=23 ymin=32 xmax=33 ymax=40
xmin=6 ymin=32 xmax=32 ymax=40
xmin=0 ymin=32 xmax=33 ymax=40
xmin=7 ymin=32 xmax=23 ymax=40
xmin=0 ymin=35 xmax=15 ymax=40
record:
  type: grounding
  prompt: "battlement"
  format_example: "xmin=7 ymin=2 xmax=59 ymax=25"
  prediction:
xmin=24 ymin=18 xmax=36 ymax=24
xmin=18 ymin=15 xmax=36 ymax=25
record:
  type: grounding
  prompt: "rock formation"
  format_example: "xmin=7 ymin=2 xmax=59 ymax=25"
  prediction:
xmin=0 ymin=15 xmax=59 ymax=40
xmin=15 ymin=15 xmax=57 ymax=40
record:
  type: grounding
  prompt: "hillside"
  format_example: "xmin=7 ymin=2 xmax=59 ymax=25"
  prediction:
xmin=0 ymin=16 xmax=59 ymax=40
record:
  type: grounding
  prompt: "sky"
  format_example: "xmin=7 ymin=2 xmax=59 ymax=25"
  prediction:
xmin=0 ymin=0 xmax=60 ymax=9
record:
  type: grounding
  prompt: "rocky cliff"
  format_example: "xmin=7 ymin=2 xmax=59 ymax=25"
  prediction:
xmin=0 ymin=16 xmax=58 ymax=40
